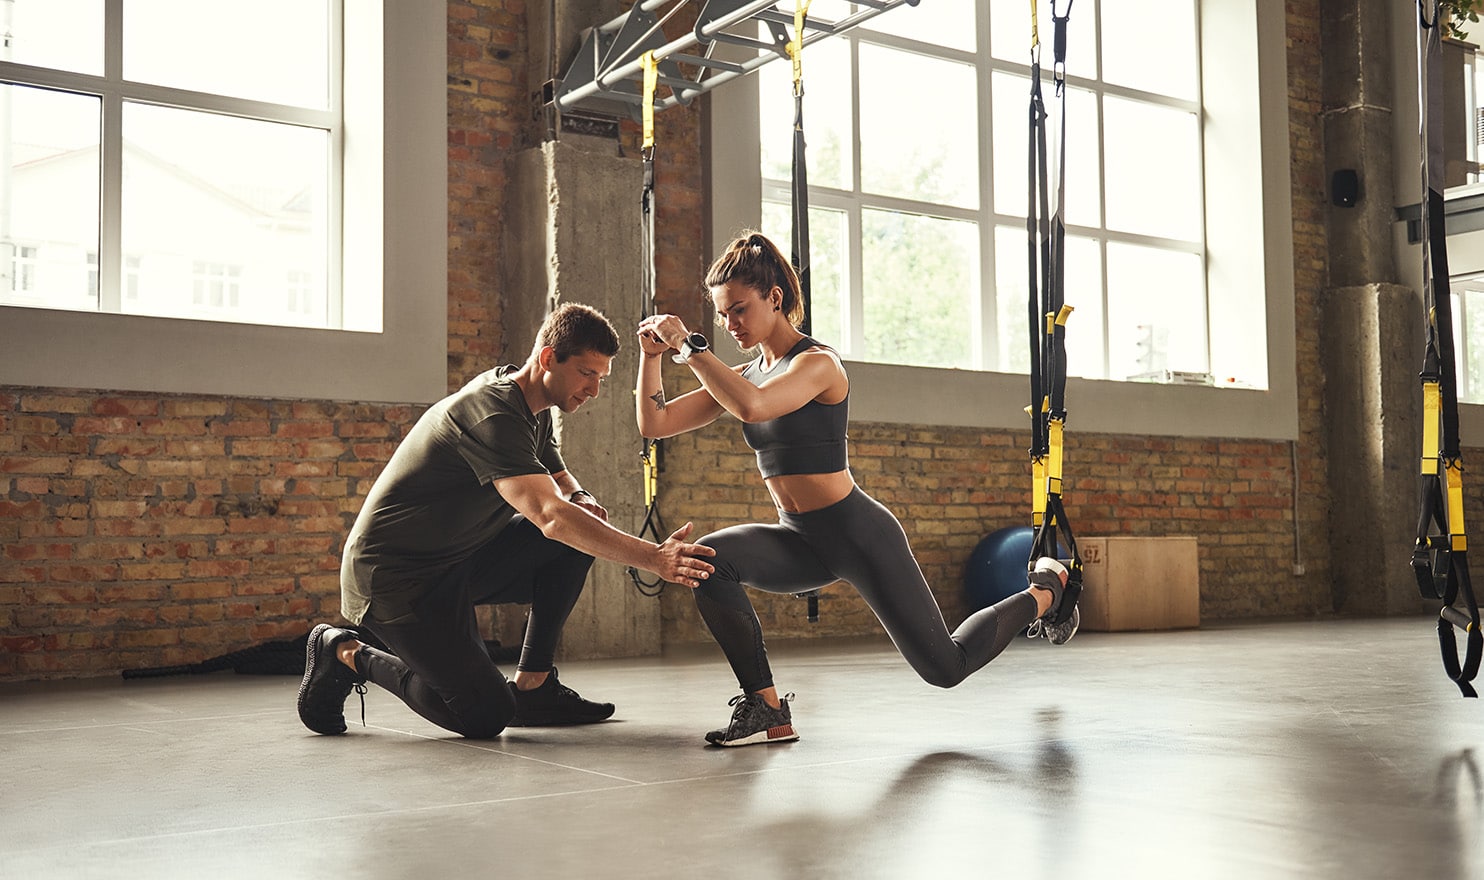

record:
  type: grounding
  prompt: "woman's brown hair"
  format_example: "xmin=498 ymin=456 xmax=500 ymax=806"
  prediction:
xmin=703 ymin=231 xmax=805 ymax=329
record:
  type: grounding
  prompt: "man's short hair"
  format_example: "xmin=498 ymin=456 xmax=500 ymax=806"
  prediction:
xmin=537 ymin=303 xmax=621 ymax=362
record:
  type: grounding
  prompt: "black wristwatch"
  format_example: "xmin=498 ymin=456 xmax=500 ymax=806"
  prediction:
xmin=675 ymin=332 xmax=710 ymax=363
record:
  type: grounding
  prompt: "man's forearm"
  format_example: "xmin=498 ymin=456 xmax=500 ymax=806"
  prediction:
xmin=535 ymin=499 xmax=658 ymax=573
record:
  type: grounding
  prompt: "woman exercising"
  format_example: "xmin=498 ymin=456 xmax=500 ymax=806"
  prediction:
xmin=635 ymin=231 xmax=1079 ymax=747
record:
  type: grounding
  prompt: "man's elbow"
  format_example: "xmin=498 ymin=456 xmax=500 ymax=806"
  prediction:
xmin=525 ymin=505 xmax=566 ymax=540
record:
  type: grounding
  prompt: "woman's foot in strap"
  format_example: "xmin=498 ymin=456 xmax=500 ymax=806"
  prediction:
xmin=1026 ymin=557 xmax=1080 ymax=645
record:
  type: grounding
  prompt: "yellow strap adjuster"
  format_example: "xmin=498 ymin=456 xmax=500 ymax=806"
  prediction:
xmin=641 ymin=51 xmax=658 ymax=153
xmin=1448 ymin=458 xmax=1468 ymax=551
xmin=1422 ymin=381 xmax=1441 ymax=475
xmin=788 ymin=1 xmax=812 ymax=96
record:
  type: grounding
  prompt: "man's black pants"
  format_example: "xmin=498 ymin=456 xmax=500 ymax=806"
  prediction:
xmin=353 ymin=517 xmax=593 ymax=738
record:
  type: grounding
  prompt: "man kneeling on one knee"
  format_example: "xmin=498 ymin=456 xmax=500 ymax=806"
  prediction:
xmin=297 ymin=304 xmax=715 ymax=738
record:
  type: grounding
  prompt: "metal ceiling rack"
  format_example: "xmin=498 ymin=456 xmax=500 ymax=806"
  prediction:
xmin=551 ymin=0 xmax=918 ymax=122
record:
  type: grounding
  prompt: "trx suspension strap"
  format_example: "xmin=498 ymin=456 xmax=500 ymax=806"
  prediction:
xmin=788 ymin=0 xmax=813 ymax=336
xmin=1413 ymin=0 xmax=1481 ymax=696
xmin=1025 ymin=0 xmax=1083 ymax=623
xmin=787 ymin=0 xmax=820 ymax=622
xmin=630 ymin=51 xmax=668 ymax=597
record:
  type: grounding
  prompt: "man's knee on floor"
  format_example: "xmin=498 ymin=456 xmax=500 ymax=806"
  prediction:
xmin=452 ymin=703 xmax=512 ymax=739
xmin=458 ymin=717 xmax=508 ymax=739
xmin=438 ymin=682 xmax=516 ymax=739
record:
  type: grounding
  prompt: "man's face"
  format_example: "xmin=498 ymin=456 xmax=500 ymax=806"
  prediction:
xmin=544 ymin=348 xmax=612 ymax=413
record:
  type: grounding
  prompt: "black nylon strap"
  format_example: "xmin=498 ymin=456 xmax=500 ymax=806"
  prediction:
xmin=792 ymin=87 xmax=812 ymax=336
xmin=1415 ymin=0 xmax=1480 ymax=696
xmin=631 ymin=149 xmax=665 ymax=597
xmin=626 ymin=481 xmax=667 ymax=597
xmin=789 ymin=32 xmax=818 ymax=620
xmin=1026 ymin=67 xmax=1048 ymax=459
xmin=1025 ymin=4 xmax=1081 ymax=587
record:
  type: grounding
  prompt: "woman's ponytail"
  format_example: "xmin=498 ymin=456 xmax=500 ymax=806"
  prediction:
xmin=704 ymin=231 xmax=805 ymax=328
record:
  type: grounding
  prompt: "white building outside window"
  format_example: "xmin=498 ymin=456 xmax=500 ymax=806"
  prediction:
xmin=0 ymin=0 xmax=339 ymax=330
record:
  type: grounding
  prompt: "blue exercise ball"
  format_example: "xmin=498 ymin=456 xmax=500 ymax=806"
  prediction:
xmin=964 ymin=526 xmax=1068 ymax=612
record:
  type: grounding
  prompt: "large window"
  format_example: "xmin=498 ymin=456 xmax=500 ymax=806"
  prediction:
xmin=755 ymin=0 xmax=1222 ymax=385
xmin=1451 ymin=278 xmax=1484 ymax=403
xmin=0 ymin=0 xmax=341 ymax=329
xmin=0 ymin=2 xmax=446 ymax=404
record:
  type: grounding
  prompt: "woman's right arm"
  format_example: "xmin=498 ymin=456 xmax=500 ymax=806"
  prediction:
xmin=634 ymin=333 xmax=727 ymax=439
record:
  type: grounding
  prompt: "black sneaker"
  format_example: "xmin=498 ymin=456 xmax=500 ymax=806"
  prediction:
xmin=296 ymin=623 xmax=366 ymax=735
xmin=704 ymin=692 xmax=799 ymax=747
xmin=507 ymin=666 xmax=615 ymax=726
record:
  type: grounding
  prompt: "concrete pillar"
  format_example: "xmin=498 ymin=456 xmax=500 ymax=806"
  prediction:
xmin=1321 ymin=0 xmax=1398 ymax=287
xmin=1319 ymin=0 xmax=1430 ymax=614
xmin=1320 ymin=284 xmax=1430 ymax=615
xmin=526 ymin=0 xmax=622 ymax=97
xmin=503 ymin=141 xmax=661 ymax=658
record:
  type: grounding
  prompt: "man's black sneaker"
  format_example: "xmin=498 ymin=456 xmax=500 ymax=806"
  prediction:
xmin=705 ymin=692 xmax=799 ymax=747
xmin=297 ymin=623 xmax=366 ymax=735
xmin=507 ymin=667 xmax=615 ymax=726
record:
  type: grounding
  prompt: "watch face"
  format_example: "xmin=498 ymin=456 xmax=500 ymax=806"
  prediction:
xmin=687 ymin=333 xmax=708 ymax=351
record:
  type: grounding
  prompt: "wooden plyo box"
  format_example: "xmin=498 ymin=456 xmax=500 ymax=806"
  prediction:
xmin=1077 ymin=537 xmax=1200 ymax=631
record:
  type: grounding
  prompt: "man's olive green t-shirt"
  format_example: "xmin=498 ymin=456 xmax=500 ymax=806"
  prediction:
xmin=339 ymin=366 xmax=565 ymax=625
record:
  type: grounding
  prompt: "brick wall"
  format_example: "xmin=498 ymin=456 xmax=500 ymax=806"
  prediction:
xmin=0 ymin=391 xmax=421 ymax=678
xmin=448 ymin=0 xmax=530 ymax=388
xmin=1286 ymin=0 xmax=1336 ymax=614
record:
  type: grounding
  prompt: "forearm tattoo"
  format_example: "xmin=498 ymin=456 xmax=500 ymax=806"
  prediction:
xmin=649 ymin=388 xmax=666 ymax=411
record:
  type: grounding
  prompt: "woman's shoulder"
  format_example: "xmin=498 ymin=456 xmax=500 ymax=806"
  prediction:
xmin=795 ymin=340 xmax=844 ymax=368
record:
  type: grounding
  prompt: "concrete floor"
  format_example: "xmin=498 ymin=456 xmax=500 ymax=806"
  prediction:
xmin=2 ymin=617 xmax=1482 ymax=879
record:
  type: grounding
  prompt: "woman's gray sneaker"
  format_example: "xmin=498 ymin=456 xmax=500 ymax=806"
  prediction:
xmin=705 ymin=692 xmax=800 ymax=747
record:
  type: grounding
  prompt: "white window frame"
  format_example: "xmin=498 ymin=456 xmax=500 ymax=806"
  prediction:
xmin=711 ymin=0 xmax=1298 ymax=441
xmin=0 ymin=1 xmax=447 ymax=404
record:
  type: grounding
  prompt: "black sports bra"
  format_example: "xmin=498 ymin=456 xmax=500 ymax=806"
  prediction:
xmin=738 ymin=336 xmax=849 ymax=478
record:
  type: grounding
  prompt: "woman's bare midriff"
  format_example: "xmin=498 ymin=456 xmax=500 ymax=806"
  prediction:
xmin=763 ymin=470 xmax=855 ymax=514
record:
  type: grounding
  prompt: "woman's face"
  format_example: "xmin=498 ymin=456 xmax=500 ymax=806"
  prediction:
xmin=711 ymin=281 xmax=778 ymax=349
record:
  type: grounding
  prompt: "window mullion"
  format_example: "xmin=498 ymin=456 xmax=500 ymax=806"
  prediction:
xmin=98 ymin=0 xmax=123 ymax=313
xmin=977 ymin=4 xmax=995 ymax=372
xmin=848 ymin=34 xmax=866 ymax=359
xmin=324 ymin=0 xmax=345 ymax=329
xmin=1192 ymin=0 xmax=1211 ymax=376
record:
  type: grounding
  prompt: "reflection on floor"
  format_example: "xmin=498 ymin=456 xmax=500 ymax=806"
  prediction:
xmin=2 ymin=617 xmax=1481 ymax=879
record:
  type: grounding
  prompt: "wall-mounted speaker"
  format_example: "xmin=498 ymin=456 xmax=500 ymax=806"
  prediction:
xmin=1331 ymin=169 xmax=1359 ymax=208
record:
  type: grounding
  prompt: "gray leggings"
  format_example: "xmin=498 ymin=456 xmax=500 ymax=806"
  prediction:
xmin=694 ymin=487 xmax=1038 ymax=693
